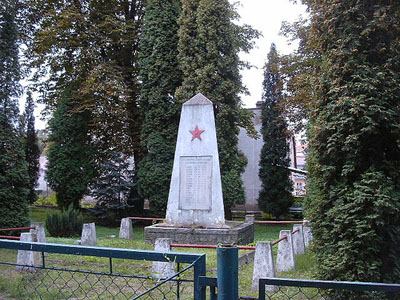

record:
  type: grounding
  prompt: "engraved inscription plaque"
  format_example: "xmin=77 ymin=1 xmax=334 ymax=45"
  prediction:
xmin=179 ymin=156 xmax=212 ymax=210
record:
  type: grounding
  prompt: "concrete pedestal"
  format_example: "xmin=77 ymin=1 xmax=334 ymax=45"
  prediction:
xmin=145 ymin=221 xmax=254 ymax=245
xmin=119 ymin=218 xmax=133 ymax=240
xmin=17 ymin=233 xmax=41 ymax=272
xmin=81 ymin=223 xmax=97 ymax=246
xmin=152 ymin=238 xmax=176 ymax=279
xmin=252 ymin=242 xmax=276 ymax=291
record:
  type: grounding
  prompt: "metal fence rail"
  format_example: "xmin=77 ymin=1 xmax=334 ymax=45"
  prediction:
xmin=0 ymin=240 xmax=206 ymax=300
xmin=259 ymin=277 xmax=400 ymax=300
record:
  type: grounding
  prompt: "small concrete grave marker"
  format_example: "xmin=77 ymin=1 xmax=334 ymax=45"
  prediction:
xmin=292 ymin=224 xmax=306 ymax=255
xmin=81 ymin=223 xmax=97 ymax=246
xmin=276 ymin=230 xmax=296 ymax=272
xmin=252 ymin=242 xmax=276 ymax=291
xmin=119 ymin=218 xmax=133 ymax=240
xmin=17 ymin=232 xmax=41 ymax=272
xmin=152 ymin=238 xmax=176 ymax=279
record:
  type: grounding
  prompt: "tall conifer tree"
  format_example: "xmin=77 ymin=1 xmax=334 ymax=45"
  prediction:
xmin=176 ymin=0 xmax=258 ymax=218
xmin=258 ymin=44 xmax=293 ymax=218
xmin=24 ymin=91 xmax=40 ymax=204
xmin=304 ymin=0 xmax=400 ymax=294
xmin=46 ymin=87 xmax=96 ymax=209
xmin=138 ymin=0 xmax=182 ymax=214
xmin=0 ymin=0 xmax=30 ymax=228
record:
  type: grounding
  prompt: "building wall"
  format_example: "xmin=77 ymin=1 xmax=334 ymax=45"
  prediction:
xmin=237 ymin=107 xmax=307 ymax=210
xmin=237 ymin=107 xmax=263 ymax=210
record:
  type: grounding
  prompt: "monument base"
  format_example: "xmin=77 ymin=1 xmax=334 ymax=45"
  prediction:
xmin=144 ymin=221 xmax=254 ymax=245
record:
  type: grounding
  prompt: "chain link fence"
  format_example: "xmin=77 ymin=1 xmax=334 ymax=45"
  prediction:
xmin=0 ymin=241 xmax=206 ymax=300
xmin=259 ymin=278 xmax=400 ymax=300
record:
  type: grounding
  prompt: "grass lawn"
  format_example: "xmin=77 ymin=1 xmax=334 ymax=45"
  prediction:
xmin=0 ymin=206 xmax=316 ymax=299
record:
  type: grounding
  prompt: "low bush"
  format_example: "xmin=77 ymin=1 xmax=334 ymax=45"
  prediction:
xmin=34 ymin=193 xmax=57 ymax=207
xmin=45 ymin=205 xmax=83 ymax=237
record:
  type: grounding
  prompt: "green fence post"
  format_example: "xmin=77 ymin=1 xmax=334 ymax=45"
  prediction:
xmin=217 ymin=245 xmax=238 ymax=300
xmin=194 ymin=254 xmax=207 ymax=300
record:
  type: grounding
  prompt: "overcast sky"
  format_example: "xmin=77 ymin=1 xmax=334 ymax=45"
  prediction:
xmin=28 ymin=0 xmax=307 ymax=129
xmin=234 ymin=0 xmax=307 ymax=108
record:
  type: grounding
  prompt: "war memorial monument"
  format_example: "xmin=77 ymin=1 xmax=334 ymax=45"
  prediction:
xmin=145 ymin=94 xmax=254 ymax=245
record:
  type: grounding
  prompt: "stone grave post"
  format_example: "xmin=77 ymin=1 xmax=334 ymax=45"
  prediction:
xmin=252 ymin=242 xmax=276 ymax=292
xmin=119 ymin=218 xmax=133 ymax=239
xmin=152 ymin=238 xmax=176 ymax=279
xmin=17 ymin=232 xmax=41 ymax=272
xmin=81 ymin=223 xmax=97 ymax=246
xmin=276 ymin=230 xmax=296 ymax=272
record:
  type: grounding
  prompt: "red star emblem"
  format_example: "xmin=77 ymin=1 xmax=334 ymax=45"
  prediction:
xmin=189 ymin=125 xmax=205 ymax=141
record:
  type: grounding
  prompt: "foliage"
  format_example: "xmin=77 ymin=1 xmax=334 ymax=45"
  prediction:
xmin=34 ymin=193 xmax=57 ymax=207
xmin=46 ymin=87 xmax=96 ymax=210
xmin=24 ymin=91 xmax=40 ymax=204
xmin=90 ymin=151 xmax=141 ymax=226
xmin=21 ymin=0 xmax=146 ymax=165
xmin=303 ymin=0 xmax=400 ymax=294
xmin=137 ymin=0 xmax=182 ymax=215
xmin=175 ymin=0 xmax=259 ymax=218
xmin=258 ymin=44 xmax=293 ymax=219
xmin=0 ymin=0 xmax=30 ymax=229
xmin=45 ymin=205 xmax=83 ymax=237
xmin=278 ymin=17 xmax=318 ymax=134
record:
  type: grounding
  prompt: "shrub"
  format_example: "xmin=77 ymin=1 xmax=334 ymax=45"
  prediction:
xmin=45 ymin=205 xmax=83 ymax=237
xmin=34 ymin=193 xmax=57 ymax=207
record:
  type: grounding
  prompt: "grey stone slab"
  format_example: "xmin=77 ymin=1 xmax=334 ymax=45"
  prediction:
xmin=81 ymin=223 xmax=97 ymax=246
xmin=144 ymin=221 xmax=254 ymax=245
xmin=119 ymin=218 xmax=133 ymax=240
xmin=292 ymin=224 xmax=306 ymax=255
xmin=179 ymin=156 xmax=212 ymax=210
xmin=252 ymin=242 xmax=276 ymax=291
xmin=17 ymin=233 xmax=41 ymax=272
xmin=165 ymin=93 xmax=225 ymax=227
xmin=152 ymin=238 xmax=176 ymax=279
xmin=276 ymin=230 xmax=296 ymax=272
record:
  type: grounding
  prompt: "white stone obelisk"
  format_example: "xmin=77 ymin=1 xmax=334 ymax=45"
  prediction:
xmin=165 ymin=94 xmax=225 ymax=227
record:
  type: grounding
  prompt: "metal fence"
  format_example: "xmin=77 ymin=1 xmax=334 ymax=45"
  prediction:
xmin=0 ymin=240 xmax=206 ymax=300
xmin=259 ymin=278 xmax=400 ymax=300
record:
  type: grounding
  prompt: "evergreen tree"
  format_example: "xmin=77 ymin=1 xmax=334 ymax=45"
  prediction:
xmin=0 ymin=0 xmax=30 ymax=228
xmin=258 ymin=44 xmax=293 ymax=219
xmin=46 ymin=87 xmax=96 ymax=209
xmin=90 ymin=151 xmax=138 ymax=224
xmin=138 ymin=0 xmax=182 ymax=215
xmin=24 ymin=91 xmax=40 ymax=204
xmin=176 ymin=0 xmax=259 ymax=218
xmin=304 ymin=0 xmax=400 ymax=295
